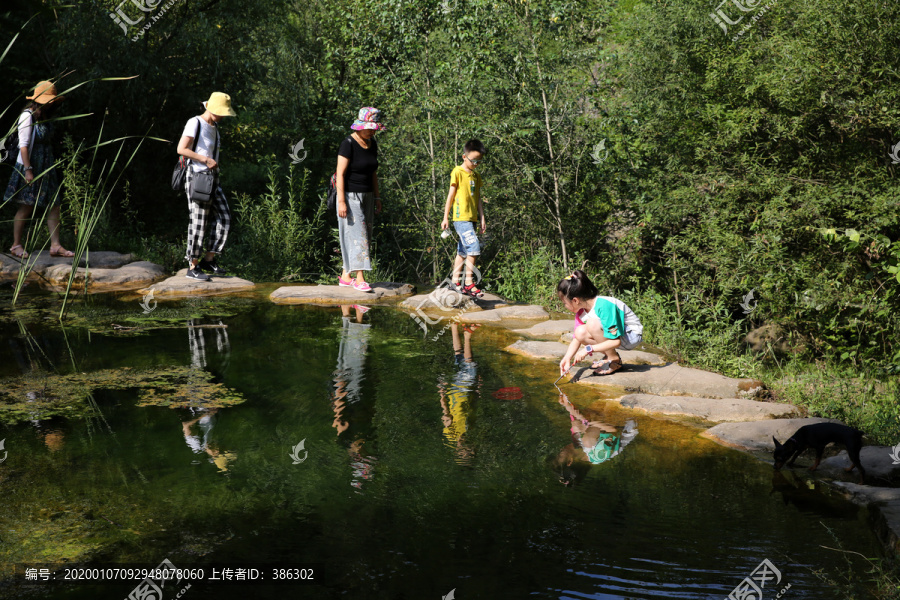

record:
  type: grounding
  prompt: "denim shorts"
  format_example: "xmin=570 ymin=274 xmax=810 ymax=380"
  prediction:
xmin=620 ymin=330 xmax=642 ymax=350
xmin=454 ymin=221 xmax=481 ymax=257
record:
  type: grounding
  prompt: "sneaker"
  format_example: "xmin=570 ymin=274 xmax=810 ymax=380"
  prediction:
xmin=338 ymin=276 xmax=354 ymax=287
xmin=186 ymin=267 xmax=211 ymax=281
xmin=198 ymin=258 xmax=227 ymax=276
xmin=352 ymin=281 xmax=373 ymax=293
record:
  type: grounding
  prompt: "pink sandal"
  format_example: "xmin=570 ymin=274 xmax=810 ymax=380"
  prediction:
xmin=8 ymin=245 xmax=28 ymax=259
xmin=50 ymin=246 xmax=75 ymax=258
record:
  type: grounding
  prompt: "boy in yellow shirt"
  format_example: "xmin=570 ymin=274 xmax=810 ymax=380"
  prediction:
xmin=440 ymin=139 xmax=486 ymax=298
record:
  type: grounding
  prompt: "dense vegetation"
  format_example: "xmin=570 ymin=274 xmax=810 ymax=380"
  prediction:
xmin=1 ymin=1 xmax=898 ymax=443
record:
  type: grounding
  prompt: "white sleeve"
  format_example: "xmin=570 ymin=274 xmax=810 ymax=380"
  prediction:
xmin=17 ymin=111 xmax=33 ymax=150
xmin=181 ymin=116 xmax=200 ymax=139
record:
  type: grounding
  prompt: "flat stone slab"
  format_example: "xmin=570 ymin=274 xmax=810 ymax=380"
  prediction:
xmin=504 ymin=340 xmax=666 ymax=365
xmin=270 ymin=282 xmax=415 ymax=305
xmin=513 ymin=319 xmax=573 ymax=339
xmin=700 ymin=418 xmax=841 ymax=451
xmin=140 ymin=269 xmax=256 ymax=298
xmin=400 ymin=289 xmax=508 ymax=312
xmin=1 ymin=250 xmax=166 ymax=293
xmin=830 ymin=482 xmax=900 ymax=555
xmin=819 ymin=447 xmax=900 ymax=484
xmin=456 ymin=304 xmax=549 ymax=324
xmin=612 ymin=393 xmax=800 ymax=423
xmin=568 ymin=361 xmax=762 ymax=399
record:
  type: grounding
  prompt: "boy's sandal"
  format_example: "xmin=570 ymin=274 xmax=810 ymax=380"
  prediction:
xmin=8 ymin=245 xmax=28 ymax=259
xmin=49 ymin=246 xmax=75 ymax=258
xmin=593 ymin=359 xmax=622 ymax=376
xmin=463 ymin=283 xmax=484 ymax=298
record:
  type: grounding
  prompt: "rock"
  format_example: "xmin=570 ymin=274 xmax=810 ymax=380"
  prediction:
xmin=569 ymin=361 xmax=760 ymax=399
xmin=270 ymin=282 xmax=415 ymax=305
xmin=818 ymin=447 xmax=900 ymax=484
xmin=503 ymin=340 xmax=666 ymax=365
xmin=611 ymin=393 xmax=800 ymax=423
xmin=700 ymin=418 xmax=841 ymax=451
xmin=140 ymin=269 xmax=256 ymax=298
xmin=513 ymin=319 xmax=573 ymax=339
xmin=0 ymin=250 xmax=161 ymax=292
xmin=745 ymin=323 xmax=790 ymax=353
xmin=830 ymin=482 xmax=900 ymax=555
xmin=44 ymin=261 xmax=168 ymax=293
xmin=401 ymin=289 xmax=508 ymax=312
xmin=457 ymin=304 xmax=549 ymax=324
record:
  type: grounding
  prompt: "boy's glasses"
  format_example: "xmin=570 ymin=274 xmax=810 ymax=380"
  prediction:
xmin=465 ymin=155 xmax=482 ymax=165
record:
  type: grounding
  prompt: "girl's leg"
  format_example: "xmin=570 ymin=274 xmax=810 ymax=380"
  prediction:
xmin=575 ymin=321 xmax=622 ymax=363
xmin=12 ymin=204 xmax=32 ymax=248
xmin=205 ymin=185 xmax=231 ymax=261
xmin=47 ymin=205 xmax=62 ymax=248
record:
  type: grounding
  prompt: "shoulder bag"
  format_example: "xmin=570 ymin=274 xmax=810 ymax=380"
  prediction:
xmin=170 ymin=118 xmax=201 ymax=191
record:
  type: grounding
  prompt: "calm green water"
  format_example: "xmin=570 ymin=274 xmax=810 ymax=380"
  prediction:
xmin=0 ymin=296 xmax=883 ymax=599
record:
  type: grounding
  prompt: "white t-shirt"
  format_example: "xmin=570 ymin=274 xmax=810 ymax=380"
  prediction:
xmin=15 ymin=110 xmax=36 ymax=165
xmin=181 ymin=116 xmax=220 ymax=172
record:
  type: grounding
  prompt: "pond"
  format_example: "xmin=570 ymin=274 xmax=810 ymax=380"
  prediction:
xmin=0 ymin=295 xmax=884 ymax=599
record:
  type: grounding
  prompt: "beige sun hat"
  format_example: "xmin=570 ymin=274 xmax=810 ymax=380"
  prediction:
xmin=202 ymin=92 xmax=237 ymax=117
xmin=26 ymin=81 xmax=64 ymax=105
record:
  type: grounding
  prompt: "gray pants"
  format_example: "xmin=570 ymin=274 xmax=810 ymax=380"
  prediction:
xmin=338 ymin=191 xmax=375 ymax=272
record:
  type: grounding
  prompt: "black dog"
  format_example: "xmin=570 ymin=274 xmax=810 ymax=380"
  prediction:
xmin=773 ymin=423 xmax=865 ymax=484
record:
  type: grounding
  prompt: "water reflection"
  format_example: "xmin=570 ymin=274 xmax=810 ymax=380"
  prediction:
xmin=552 ymin=392 xmax=638 ymax=486
xmin=438 ymin=323 xmax=480 ymax=465
xmin=183 ymin=319 xmax=235 ymax=472
xmin=331 ymin=305 xmax=376 ymax=490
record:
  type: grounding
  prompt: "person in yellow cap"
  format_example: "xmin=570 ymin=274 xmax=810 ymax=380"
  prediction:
xmin=4 ymin=81 xmax=71 ymax=259
xmin=176 ymin=92 xmax=237 ymax=281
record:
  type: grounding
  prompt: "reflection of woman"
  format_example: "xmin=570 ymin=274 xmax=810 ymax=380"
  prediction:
xmin=438 ymin=323 xmax=479 ymax=464
xmin=335 ymin=108 xmax=385 ymax=292
xmin=552 ymin=393 xmax=638 ymax=486
xmin=331 ymin=305 xmax=376 ymax=489
xmin=4 ymin=81 xmax=71 ymax=259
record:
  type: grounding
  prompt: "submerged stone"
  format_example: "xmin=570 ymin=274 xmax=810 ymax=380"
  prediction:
xmin=1 ymin=251 xmax=167 ymax=293
xmin=611 ymin=393 xmax=800 ymax=423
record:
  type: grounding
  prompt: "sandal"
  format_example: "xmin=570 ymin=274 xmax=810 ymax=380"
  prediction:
xmin=49 ymin=246 xmax=75 ymax=258
xmin=593 ymin=359 xmax=622 ymax=376
xmin=462 ymin=283 xmax=485 ymax=299
xmin=8 ymin=245 xmax=28 ymax=259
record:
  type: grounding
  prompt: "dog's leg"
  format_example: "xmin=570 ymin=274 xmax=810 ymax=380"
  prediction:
xmin=809 ymin=447 xmax=824 ymax=472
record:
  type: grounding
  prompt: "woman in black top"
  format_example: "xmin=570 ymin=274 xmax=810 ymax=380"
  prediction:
xmin=335 ymin=107 xmax=384 ymax=293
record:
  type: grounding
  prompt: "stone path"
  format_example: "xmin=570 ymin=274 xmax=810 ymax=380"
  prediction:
xmin=613 ymin=393 xmax=799 ymax=423
xmin=830 ymin=483 xmax=900 ymax=554
xmin=140 ymin=269 xmax=256 ymax=298
xmin=1 ymin=250 xmax=166 ymax=293
xmin=270 ymin=282 xmax=415 ymax=305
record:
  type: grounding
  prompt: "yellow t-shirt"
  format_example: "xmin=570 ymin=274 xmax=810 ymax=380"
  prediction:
xmin=450 ymin=166 xmax=482 ymax=222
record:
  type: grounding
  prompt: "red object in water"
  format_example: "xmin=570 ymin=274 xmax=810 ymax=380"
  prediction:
xmin=493 ymin=387 xmax=523 ymax=400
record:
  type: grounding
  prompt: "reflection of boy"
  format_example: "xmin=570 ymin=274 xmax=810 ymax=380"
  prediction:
xmin=438 ymin=324 xmax=478 ymax=461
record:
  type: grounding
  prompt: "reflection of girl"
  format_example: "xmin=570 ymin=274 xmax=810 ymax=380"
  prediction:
xmin=182 ymin=408 xmax=235 ymax=472
xmin=552 ymin=394 xmax=638 ymax=486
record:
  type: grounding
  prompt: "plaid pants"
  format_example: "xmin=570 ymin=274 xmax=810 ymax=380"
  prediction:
xmin=185 ymin=170 xmax=231 ymax=263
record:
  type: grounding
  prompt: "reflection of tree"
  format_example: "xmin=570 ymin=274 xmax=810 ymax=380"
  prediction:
xmin=438 ymin=323 xmax=479 ymax=465
xmin=552 ymin=393 xmax=638 ymax=486
xmin=331 ymin=305 xmax=376 ymax=490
